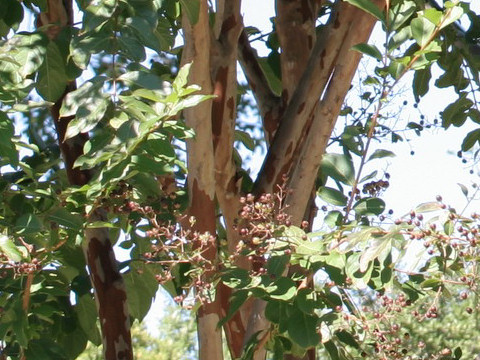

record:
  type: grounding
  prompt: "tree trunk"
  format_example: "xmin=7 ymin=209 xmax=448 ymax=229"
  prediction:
xmin=38 ymin=1 xmax=133 ymax=359
xmin=185 ymin=0 xmax=385 ymax=359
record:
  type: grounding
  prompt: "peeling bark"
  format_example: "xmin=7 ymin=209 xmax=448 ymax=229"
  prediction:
xmin=182 ymin=1 xmax=224 ymax=359
xmin=285 ymin=2 xmax=384 ymax=224
xmin=84 ymin=214 xmax=132 ymax=360
xmin=38 ymin=1 xmax=133 ymax=359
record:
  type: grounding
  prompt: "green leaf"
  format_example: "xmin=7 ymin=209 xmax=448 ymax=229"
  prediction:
xmin=359 ymin=236 xmax=392 ymax=272
xmin=287 ymin=308 xmax=320 ymax=348
xmin=36 ymin=41 xmax=68 ymax=102
xmin=415 ymin=202 xmax=443 ymax=213
xmin=336 ymin=330 xmax=360 ymax=349
xmin=0 ymin=112 xmax=18 ymax=166
xmin=269 ymin=278 xmax=297 ymax=301
xmin=321 ymin=153 xmax=355 ymax=186
xmin=317 ymin=186 xmax=347 ymax=206
xmin=179 ymin=0 xmax=200 ymax=25
xmin=258 ymin=56 xmax=282 ymax=96
xmin=0 ymin=235 xmax=23 ymax=261
xmin=324 ymin=211 xmax=343 ymax=228
xmin=388 ymin=0 xmax=416 ymax=31
xmin=119 ymin=71 xmax=165 ymax=90
xmin=458 ymin=183 xmax=468 ymax=197
xmin=351 ymin=43 xmax=383 ymax=61
xmin=124 ymin=262 xmax=159 ymax=321
xmin=12 ymin=32 xmax=48 ymax=77
xmin=368 ymin=149 xmax=395 ymax=161
xmin=172 ymin=63 xmax=192 ymax=92
xmin=324 ymin=340 xmax=340 ymax=360
xmin=444 ymin=220 xmax=454 ymax=236
xmin=353 ymin=197 xmax=385 ymax=216
xmin=64 ymin=93 xmax=110 ymax=140
xmin=48 ymin=208 xmax=84 ymax=230
xmin=411 ymin=16 xmax=436 ymax=47
xmin=15 ymin=213 xmax=43 ymax=234
xmin=439 ymin=5 xmax=464 ymax=30
xmin=422 ymin=8 xmax=443 ymax=26
xmin=265 ymin=300 xmax=289 ymax=325
xmin=442 ymin=94 xmax=473 ymax=128
xmin=267 ymin=255 xmax=290 ymax=277
xmin=76 ymin=294 xmax=102 ymax=344
xmin=344 ymin=0 xmax=385 ymax=22
xmin=124 ymin=16 xmax=162 ymax=53
xmin=413 ymin=67 xmax=431 ymax=102
xmin=218 ymin=290 xmax=249 ymax=327
xmin=235 ymin=130 xmax=255 ymax=151
xmin=461 ymin=128 xmax=480 ymax=151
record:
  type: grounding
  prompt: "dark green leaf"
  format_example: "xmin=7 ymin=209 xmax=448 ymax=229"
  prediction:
xmin=0 ymin=112 xmax=17 ymax=166
xmin=269 ymin=278 xmax=297 ymax=301
xmin=15 ymin=213 xmax=43 ymax=234
xmin=2 ymin=0 xmax=23 ymax=28
xmin=461 ymin=128 xmax=480 ymax=151
xmin=324 ymin=340 xmax=340 ymax=360
xmin=336 ymin=330 xmax=360 ymax=349
xmin=413 ymin=67 xmax=431 ymax=102
xmin=442 ymin=94 xmax=473 ymax=128
xmin=48 ymin=208 xmax=84 ymax=230
xmin=287 ymin=309 xmax=320 ymax=348
xmin=267 ymin=255 xmax=290 ymax=277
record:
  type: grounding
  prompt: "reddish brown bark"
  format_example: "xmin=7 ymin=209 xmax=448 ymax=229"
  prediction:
xmin=38 ymin=1 xmax=133 ymax=359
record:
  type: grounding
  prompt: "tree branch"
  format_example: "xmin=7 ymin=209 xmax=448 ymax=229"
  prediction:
xmin=285 ymin=2 xmax=384 ymax=224
xmin=238 ymin=30 xmax=281 ymax=142
xmin=253 ymin=0 xmax=357 ymax=195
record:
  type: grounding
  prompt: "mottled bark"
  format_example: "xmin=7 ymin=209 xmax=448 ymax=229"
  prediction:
xmin=285 ymin=2 xmax=384 ymax=223
xmin=38 ymin=1 xmax=133 ymax=359
xmin=182 ymin=1 xmax=224 ymax=359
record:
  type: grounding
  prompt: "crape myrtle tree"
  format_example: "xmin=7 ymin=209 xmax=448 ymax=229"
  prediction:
xmin=1 ymin=0 xmax=480 ymax=359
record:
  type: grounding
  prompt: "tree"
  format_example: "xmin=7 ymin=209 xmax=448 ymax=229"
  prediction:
xmin=1 ymin=0 xmax=480 ymax=360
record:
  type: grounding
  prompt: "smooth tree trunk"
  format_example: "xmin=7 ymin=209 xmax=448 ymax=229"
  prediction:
xmin=38 ymin=1 xmax=133 ymax=359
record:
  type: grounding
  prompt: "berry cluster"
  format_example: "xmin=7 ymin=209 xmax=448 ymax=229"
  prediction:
xmin=362 ymin=179 xmax=390 ymax=197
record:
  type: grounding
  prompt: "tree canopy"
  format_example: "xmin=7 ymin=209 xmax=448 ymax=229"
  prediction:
xmin=1 ymin=0 xmax=480 ymax=359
